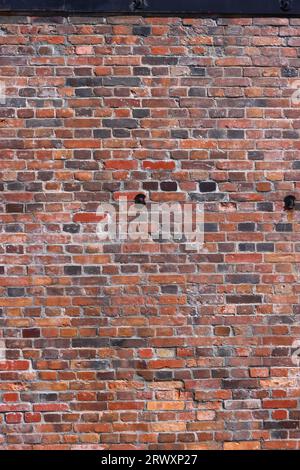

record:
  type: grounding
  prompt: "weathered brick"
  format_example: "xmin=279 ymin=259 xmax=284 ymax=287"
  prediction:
xmin=225 ymin=274 xmax=260 ymax=284
xmin=26 ymin=119 xmax=62 ymax=128
xmin=281 ymin=66 xmax=298 ymax=77
xmin=72 ymin=339 xmax=109 ymax=348
xmin=0 ymin=13 xmax=298 ymax=452
xmin=189 ymin=66 xmax=206 ymax=76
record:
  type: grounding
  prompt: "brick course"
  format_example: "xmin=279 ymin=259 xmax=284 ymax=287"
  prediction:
xmin=0 ymin=14 xmax=300 ymax=450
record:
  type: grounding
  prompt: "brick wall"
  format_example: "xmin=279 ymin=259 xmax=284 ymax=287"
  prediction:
xmin=1 ymin=14 xmax=300 ymax=450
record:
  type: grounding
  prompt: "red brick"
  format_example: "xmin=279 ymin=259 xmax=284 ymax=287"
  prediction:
xmin=224 ymin=441 xmax=261 ymax=450
xmin=33 ymin=404 xmax=69 ymax=412
xmin=142 ymin=161 xmax=175 ymax=170
xmin=5 ymin=413 xmax=23 ymax=424
xmin=24 ymin=413 xmax=42 ymax=423
xmin=0 ymin=13 xmax=299 ymax=451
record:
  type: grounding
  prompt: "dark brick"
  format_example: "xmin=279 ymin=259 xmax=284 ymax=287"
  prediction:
xmin=257 ymin=243 xmax=275 ymax=252
xmin=93 ymin=129 xmax=111 ymax=138
xmin=66 ymin=77 xmax=103 ymax=87
xmin=88 ymin=360 xmax=110 ymax=370
xmin=40 ymin=393 xmax=58 ymax=401
xmin=216 ymin=347 xmax=233 ymax=357
xmin=26 ymin=183 xmax=42 ymax=192
xmin=252 ymin=99 xmax=267 ymax=107
xmin=44 ymin=414 xmax=61 ymax=422
xmin=189 ymin=66 xmax=206 ymax=76
xmin=199 ymin=181 xmax=217 ymax=192
xmin=84 ymin=266 xmax=101 ymax=275
xmin=271 ymin=347 xmax=289 ymax=357
xmin=22 ymin=328 xmax=40 ymax=338
xmin=212 ymin=368 xmax=229 ymax=378
xmin=257 ymin=202 xmax=273 ymax=212
xmin=75 ymin=88 xmax=94 ymax=97
xmin=6 ymin=182 xmax=24 ymax=191
xmin=111 ymin=339 xmax=146 ymax=348
xmin=37 ymin=171 xmax=54 ymax=181
xmin=218 ymin=243 xmax=235 ymax=253
xmin=19 ymin=87 xmax=36 ymax=97
xmin=143 ymin=181 xmax=159 ymax=191
xmin=26 ymin=203 xmax=43 ymax=212
xmin=142 ymin=56 xmax=178 ymax=66
xmin=271 ymin=431 xmax=289 ymax=439
xmin=227 ymin=130 xmax=244 ymax=139
xmin=160 ymin=181 xmax=178 ymax=191
xmin=208 ymin=129 xmax=226 ymax=139
xmin=266 ymin=421 xmax=299 ymax=430
xmin=155 ymin=371 xmax=173 ymax=380
xmin=5 ymin=224 xmax=23 ymax=235
xmin=238 ymin=223 xmax=256 ymax=232
xmin=239 ymin=243 xmax=255 ymax=252
xmin=132 ymin=26 xmax=151 ymax=36
xmin=188 ymin=87 xmax=206 ymax=97
xmin=171 ymin=129 xmax=189 ymax=139
xmin=193 ymin=369 xmax=210 ymax=379
xmin=225 ymin=274 xmax=260 ymax=284
xmin=204 ymin=223 xmax=218 ymax=232
xmin=72 ymin=338 xmax=109 ymax=348
xmin=113 ymin=129 xmax=130 ymax=138
xmin=7 ymin=288 xmax=25 ymax=297
xmin=64 ymin=266 xmax=82 ymax=275
xmin=227 ymin=295 xmax=262 ymax=304
xmin=281 ymin=67 xmax=298 ymax=78
xmin=102 ymin=77 xmax=141 ymax=86
xmin=275 ymin=223 xmax=293 ymax=232
xmin=133 ymin=67 xmax=151 ymax=76
xmin=283 ymin=131 xmax=299 ymax=139
xmin=248 ymin=151 xmax=264 ymax=160
xmin=222 ymin=379 xmax=259 ymax=389
xmin=132 ymin=108 xmax=150 ymax=118
xmin=26 ymin=119 xmax=62 ymax=128
xmin=6 ymin=204 xmax=23 ymax=213
xmin=229 ymin=174 xmax=246 ymax=184
xmin=103 ymin=119 xmax=138 ymax=129
xmin=63 ymin=224 xmax=81 ymax=234
xmin=292 ymin=161 xmax=300 ymax=169
xmin=161 ymin=285 xmax=178 ymax=294
xmin=190 ymin=192 xmax=226 ymax=202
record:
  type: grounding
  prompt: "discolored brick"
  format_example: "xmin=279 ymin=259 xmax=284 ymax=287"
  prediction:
xmin=0 ymin=12 xmax=298 ymax=453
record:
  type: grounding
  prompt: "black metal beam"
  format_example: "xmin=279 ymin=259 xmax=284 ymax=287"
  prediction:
xmin=0 ymin=0 xmax=299 ymax=16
